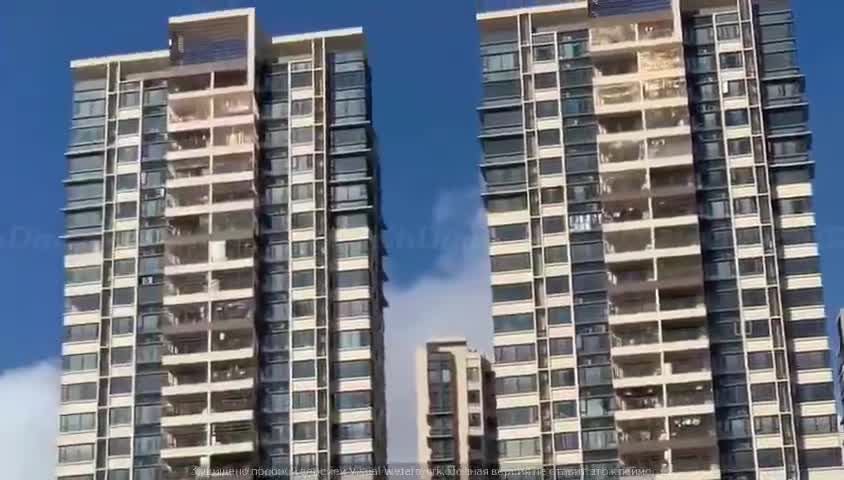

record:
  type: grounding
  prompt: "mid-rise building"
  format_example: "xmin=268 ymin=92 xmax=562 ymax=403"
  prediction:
xmin=416 ymin=339 xmax=497 ymax=476
xmin=477 ymin=0 xmax=842 ymax=478
xmin=59 ymin=8 xmax=386 ymax=480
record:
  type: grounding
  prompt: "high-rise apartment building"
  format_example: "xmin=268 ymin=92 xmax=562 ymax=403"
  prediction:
xmin=416 ymin=339 xmax=497 ymax=476
xmin=59 ymin=8 xmax=386 ymax=480
xmin=477 ymin=0 xmax=842 ymax=478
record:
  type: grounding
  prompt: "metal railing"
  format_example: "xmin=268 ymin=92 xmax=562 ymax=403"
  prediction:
xmin=477 ymin=0 xmax=582 ymax=12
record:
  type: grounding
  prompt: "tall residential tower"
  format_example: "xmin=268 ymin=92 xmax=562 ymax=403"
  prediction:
xmin=477 ymin=0 xmax=841 ymax=478
xmin=415 ymin=339 xmax=497 ymax=477
xmin=59 ymin=8 xmax=386 ymax=480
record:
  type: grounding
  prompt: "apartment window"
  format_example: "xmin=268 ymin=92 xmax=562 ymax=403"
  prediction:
xmin=536 ymin=100 xmax=558 ymax=118
xmin=748 ymin=352 xmax=773 ymax=370
xmin=291 ymin=241 xmax=314 ymax=258
xmin=292 ymin=300 xmax=314 ymax=318
xmin=333 ymin=269 xmax=369 ymax=288
xmin=334 ymin=421 xmax=373 ymax=440
xmin=291 ymin=270 xmax=314 ymax=288
xmin=549 ymin=338 xmax=573 ymax=356
xmin=751 ymin=383 xmax=776 ymax=402
xmin=496 ymin=374 xmax=537 ymax=395
xmin=63 ymin=353 xmax=97 ymax=372
xmin=136 ymin=345 xmax=161 ymax=364
xmin=111 ymin=347 xmax=132 ymax=365
xmin=795 ymin=383 xmax=834 ymax=403
xmin=334 ymin=330 xmax=370 ymax=350
xmin=333 ymin=360 xmax=371 ymax=379
xmin=731 ymin=167 xmax=754 ymax=185
xmin=58 ymin=444 xmax=95 ymax=464
xmin=723 ymin=79 xmax=747 ymax=97
xmin=542 ymin=216 xmax=565 ymax=234
xmin=798 ymin=415 xmax=838 ymax=435
xmin=782 ymin=287 xmax=823 ymax=307
xmin=548 ymin=307 xmax=572 ymax=325
xmin=728 ymin=138 xmax=752 ymax=156
xmin=550 ymin=368 xmax=575 ymax=387
xmin=554 ymin=433 xmax=579 ymax=451
xmin=720 ymin=52 xmax=744 ymax=69
xmin=291 ymin=99 xmax=313 ymax=116
xmin=291 ymin=184 xmax=313 ymax=201
xmin=492 ymin=283 xmax=532 ymax=303
xmin=799 ymin=449 xmax=843 ymax=468
xmin=486 ymin=194 xmax=526 ymax=213
xmin=541 ymin=187 xmax=564 ymax=204
xmin=468 ymin=390 xmax=480 ymax=403
xmin=540 ymin=157 xmax=563 ymax=175
xmin=792 ymin=350 xmax=829 ymax=371
xmin=333 ymin=391 xmax=372 ymax=410
xmin=108 ymin=437 xmax=131 ymax=457
xmin=732 ymin=196 xmax=757 ymax=215
xmin=725 ymin=109 xmax=749 ymax=127
xmin=133 ymin=435 xmax=160 ymax=455
xmin=738 ymin=258 xmax=764 ymax=276
xmin=781 ymin=257 xmax=820 ymax=276
xmin=292 ymin=391 xmax=316 ymax=409
xmin=292 ymin=212 xmax=315 ymax=229
xmin=60 ymin=413 xmax=96 ymax=433
xmin=114 ymin=230 xmax=136 ymax=248
xmin=110 ymin=377 xmax=132 ymax=395
xmin=499 ymin=437 xmax=540 ymax=458
xmin=538 ymin=129 xmax=561 ymax=147
xmin=335 ymin=299 xmax=369 ymax=318
xmin=293 ymin=422 xmax=317 ymax=440
xmin=491 ymin=253 xmax=531 ymax=272
xmin=757 ymin=448 xmax=784 ymax=468
xmin=65 ymin=237 xmax=102 ymax=255
xmin=113 ymin=287 xmax=134 ymax=305
xmin=489 ymin=223 xmax=528 ymax=243
xmin=746 ymin=319 xmax=770 ymax=338
xmin=291 ymin=127 xmax=313 ymax=144
xmin=334 ymin=240 xmax=368 ymax=259
xmin=64 ymin=324 xmax=99 ymax=343
xmin=291 ymin=154 xmax=313 ymax=172
xmin=61 ymin=383 xmax=97 ymax=403
xmin=113 ymin=259 xmax=135 ymax=277
xmin=775 ymin=197 xmax=812 ymax=215
xmin=778 ymin=227 xmax=815 ymax=245
xmin=292 ymin=330 xmax=315 ymax=348
xmin=786 ymin=319 xmax=826 ymax=338
xmin=754 ymin=415 xmax=780 ymax=434
xmin=544 ymin=246 xmax=568 ymax=264
xmin=497 ymin=406 xmax=538 ymax=427
xmin=535 ymin=73 xmax=557 ymax=90
xmin=553 ymin=401 xmax=577 ymax=418
xmin=546 ymin=276 xmax=570 ymax=295
xmin=292 ymin=360 xmax=315 ymax=378
xmin=493 ymin=313 xmax=533 ymax=333
xmin=736 ymin=227 xmax=761 ymax=245
xmin=495 ymin=344 xmax=535 ymax=364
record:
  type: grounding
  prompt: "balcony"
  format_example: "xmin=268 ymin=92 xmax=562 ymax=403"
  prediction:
xmin=605 ymin=229 xmax=652 ymax=254
xmin=653 ymin=195 xmax=697 ymax=218
xmin=638 ymin=20 xmax=673 ymax=41
xmin=167 ymin=185 xmax=209 ymax=208
xmin=612 ymin=326 xmax=659 ymax=348
xmin=645 ymin=107 xmax=689 ymax=130
xmin=214 ymin=125 xmax=254 ymax=148
xmin=169 ymin=74 xmax=211 ymax=95
xmin=165 ymin=334 xmax=209 ymax=356
xmin=167 ymin=244 xmax=209 ymax=267
xmin=654 ymin=224 xmax=699 ymax=249
xmin=667 ymin=383 xmax=712 ymax=407
xmin=599 ymin=113 xmax=643 ymax=135
xmin=644 ymin=77 xmax=686 ymax=101
xmin=620 ymin=455 xmax=669 ymax=476
xmin=659 ymin=291 xmax=704 ymax=312
xmin=594 ymin=53 xmax=638 ymax=78
xmin=211 ymin=362 xmax=254 ymax=383
xmin=163 ymin=394 xmax=207 ymax=417
xmin=212 ymin=299 xmax=254 ymax=323
xmin=673 ymin=450 xmax=716 ymax=473
xmin=662 ymin=326 xmax=707 ymax=343
xmin=214 ymin=93 xmax=253 ymax=118
xmin=211 ymin=330 xmax=253 ymax=352
xmin=211 ymin=390 xmax=254 ymax=413
xmin=639 ymin=46 xmax=683 ymax=72
xmin=601 ymin=171 xmax=648 ymax=201
xmin=170 ymin=130 xmax=211 ymax=152
xmin=614 ymin=358 xmax=661 ymax=379
xmin=616 ymin=387 xmax=663 ymax=410
xmin=669 ymin=415 xmax=714 ymax=440
xmin=610 ymin=292 xmax=657 ymax=316
xmin=164 ymin=427 xmax=208 ymax=449
xmin=476 ymin=0 xmax=582 ymax=13
xmin=647 ymin=135 xmax=691 ymax=160
xmin=212 ymin=422 xmax=254 ymax=447
xmin=592 ymin=24 xmax=636 ymax=47
xmin=596 ymin=82 xmax=641 ymax=107
xmin=665 ymin=352 xmax=709 ymax=375
xmin=163 ymin=303 xmax=208 ymax=332
xmin=166 ymin=365 xmax=208 ymax=387
xmin=168 ymin=214 xmax=209 ymax=238
xmin=603 ymin=198 xmax=650 ymax=223
xmin=600 ymin=140 xmax=644 ymax=164
xmin=212 ymin=211 xmax=253 ymax=234
xmin=212 ymin=181 xmax=254 ymax=204
xmin=211 ymin=268 xmax=253 ymax=292
xmin=214 ymin=153 xmax=253 ymax=174
xmin=169 ymin=157 xmax=211 ymax=180
xmin=618 ymin=419 xmax=668 ymax=445
xmin=166 ymin=273 xmax=208 ymax=296
xmin=169 ymin=98 xmax=211 ymax=124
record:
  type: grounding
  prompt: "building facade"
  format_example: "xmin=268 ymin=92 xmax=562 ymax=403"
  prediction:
xmin=416 ymin=340 xmax=497 ymax=477
xmin=59 ymin=8 xmax=386 ymax=480
xmin=477 ymin=0 xmax=842 ymax=478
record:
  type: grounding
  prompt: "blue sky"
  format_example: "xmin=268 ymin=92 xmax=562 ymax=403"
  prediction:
xmin=0 ymin=0 xmax=843 ymax=465
xmin=0 ymin=0 xmax=841 ymax=371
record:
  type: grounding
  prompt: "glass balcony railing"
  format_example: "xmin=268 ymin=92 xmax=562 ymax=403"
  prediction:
xmin=476 ymin=0 xmax=581 ymax=12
